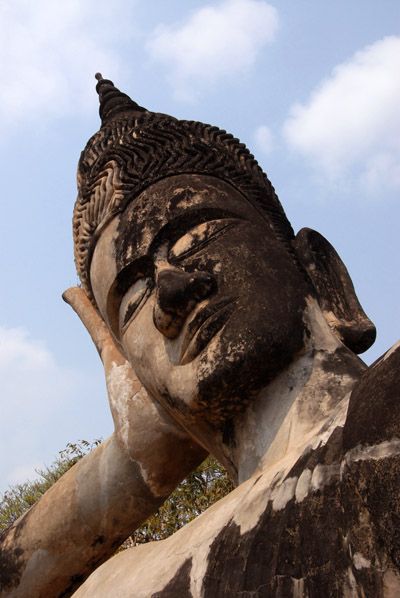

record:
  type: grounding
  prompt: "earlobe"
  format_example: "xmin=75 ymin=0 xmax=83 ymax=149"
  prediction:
xmin=293 ymin=228 xmax=376 ymax=354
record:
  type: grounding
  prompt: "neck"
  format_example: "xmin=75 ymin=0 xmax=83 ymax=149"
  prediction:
xmin=220 ymin=297 xmax=367 ymax=484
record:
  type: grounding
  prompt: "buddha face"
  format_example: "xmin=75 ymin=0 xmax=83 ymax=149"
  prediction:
xmin=90 ymin=174 xmax=308 ymax=424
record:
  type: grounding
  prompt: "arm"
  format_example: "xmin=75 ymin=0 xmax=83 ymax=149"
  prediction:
xmin=0 ymin=289 xmax=206 ymax=598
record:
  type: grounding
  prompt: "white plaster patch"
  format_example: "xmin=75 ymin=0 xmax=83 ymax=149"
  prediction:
xmin=269 ymin=462 xmax=342 ymax=508
xmin=295 ymin=468 xmax=312 ymax=503
xmin=271 ymin=476 xmax=298 ymax=511
xmin=292 ymin=577 xmax=305 ymax=597
xmin=269 ymin=438 xmax=400 ymax=514
xmin=311 ymin=462 xmax=340 ymax=492
xmin=305 ymin=297 xmax=342 ymax=353
xmin=106 ymin=360 xmax=148 ymax=461
xmin=213 ymin=261 xmax=222 ymax=273
xmin=311 ymin=390 xmax=351 ymax=450
xmin=106 ymin=361 xmax=134 ymax=450
xmin=353 ymin=552 xmax=371 ymax=570
xmin=233 ymin=472 xmax=275 ymax=534
xmin=343 ymin=438 xmax=400 ymax=466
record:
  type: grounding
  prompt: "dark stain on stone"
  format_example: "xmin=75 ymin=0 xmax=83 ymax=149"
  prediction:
xmin=222 ymin=418 xmax=236 ymax=447
xmin=151 ymin=557 xmax=192 ymax=597
xmin=59 ymin=573 xmax=86 ymax=598
xmin=288 ymin=425 xmax=343 ymax=480
xmin=0 ymin=545 xmax=24 ymax=592
xmin=168 ymin=187 xmax=196 ymax=211
xmin=91 ymin=535 xmax=106 ymax=547
xmin=161 ymin=390 xmax=191 ymax=418
xmin=346 ymin=455 xmax=400 ymax=570
xmin=343 ymin=343 xmax=400 ymax=451
xmin=0 ymin=507 xmax=33 ymax=591
xmin=320 ymin=346 xmax=365 ymax=380
xmin=294 ymin=227 xmax=376 ymax=355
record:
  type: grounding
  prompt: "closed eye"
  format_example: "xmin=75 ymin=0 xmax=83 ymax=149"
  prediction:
xmin=106 ymin=256 xmax=154 ymax=339
xmin=169 ymin=218 xmax=239 ymax=262
xmin=119 ymin=278 xmax=153 ymax=335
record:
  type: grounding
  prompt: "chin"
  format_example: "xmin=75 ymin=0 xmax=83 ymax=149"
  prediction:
xmin=193 ymin=314 xmax=305 ymax=425
xmin=192 ymin=332 xmax=267 ymax=424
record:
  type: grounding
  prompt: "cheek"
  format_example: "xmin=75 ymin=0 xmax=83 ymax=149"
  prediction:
xmin=120 ymin=295 xmax=202 ymax=406
xmin=121 ymin=299 xmax=167 ymax=390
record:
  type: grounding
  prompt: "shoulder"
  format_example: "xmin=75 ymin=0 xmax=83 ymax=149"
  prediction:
xmin=343 ymin=340 xmax=400 ymax=450
xmin=340 ymin=341 xmax=400 ymax=584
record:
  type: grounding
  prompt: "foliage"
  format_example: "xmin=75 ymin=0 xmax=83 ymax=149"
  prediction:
xmin=0 ymin=439 xmax=101 ymax=534
xmin=0 ymin=441 xmax=234 ymax=545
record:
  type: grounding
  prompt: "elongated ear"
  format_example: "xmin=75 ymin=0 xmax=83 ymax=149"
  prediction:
xmin=293 ymin=228 xmax=376 ymax=354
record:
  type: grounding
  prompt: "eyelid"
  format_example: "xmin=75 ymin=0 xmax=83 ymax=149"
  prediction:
xmin=119 ymin=278 xmax=153 ymax=335
xmin=115 ymin=256 xmax=155 ymax=297
xmin=106 ymin=257 xmax=154 ymax=339
xmin=149 ymin=208 xmax=244 ymax=256
xmin=169 ymin=218 xmax=239 ymax=261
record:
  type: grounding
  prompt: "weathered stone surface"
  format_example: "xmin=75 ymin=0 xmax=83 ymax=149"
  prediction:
xmin=73 ymin=345 xmax=400 ymax=596
xmin=2 ymin=76 xmax=397 ymax=597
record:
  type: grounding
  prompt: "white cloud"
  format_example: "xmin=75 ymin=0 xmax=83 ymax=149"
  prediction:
xmin=254 ymin=125 xmax=273 ymax=154
xmin=283 ymin=36 xmax=400 ymax=192
xmin=0 ymin=327 xmax=53 ymax=370
xmin=146 ymin=0 xmax=279 ymax=101
xmin=0 ymin=0 xmax=137 ymax=131
xmin=0 ymin=326 xmax=107 ymax=491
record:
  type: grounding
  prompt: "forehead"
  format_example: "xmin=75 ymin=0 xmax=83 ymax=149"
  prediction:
xmin=113 ymin=174 xmax=263 ymax=269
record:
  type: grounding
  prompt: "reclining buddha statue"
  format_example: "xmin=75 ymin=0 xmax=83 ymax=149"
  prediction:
xmin=1 ymin=75 xmax=400 ymax=598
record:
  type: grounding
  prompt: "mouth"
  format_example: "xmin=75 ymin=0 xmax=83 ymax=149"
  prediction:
xmin=179 ymin=297 xmax=236 ymax=365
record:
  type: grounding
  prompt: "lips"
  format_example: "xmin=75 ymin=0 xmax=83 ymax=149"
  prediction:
xmin=180 ymin=297 xmax=236 ymax=365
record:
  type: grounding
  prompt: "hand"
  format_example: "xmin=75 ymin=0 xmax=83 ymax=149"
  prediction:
xmin=62 ymin=287 xmax=207 ymax=496
xmin=63 ymin=287 xmax=142 ymax=451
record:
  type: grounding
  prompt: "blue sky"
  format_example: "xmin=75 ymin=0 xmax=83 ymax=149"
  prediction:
xmin=1 ymin=0 xmax=399 ymax=492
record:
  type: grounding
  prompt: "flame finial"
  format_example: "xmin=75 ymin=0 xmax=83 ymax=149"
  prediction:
xmin=95 ymin=73 xmax=146 ymax=125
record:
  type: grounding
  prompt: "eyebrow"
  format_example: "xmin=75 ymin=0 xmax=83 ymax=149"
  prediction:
xmin=106 ymin=206 xmax=246 ymax=331
xmin=148 ymin=206 xmax=244 ymax=254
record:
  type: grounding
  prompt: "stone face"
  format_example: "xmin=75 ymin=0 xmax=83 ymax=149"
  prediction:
xmin=90 ymin=174 xmax=308 ymax=430
xmin=2 ymin=77 xmax=396 ymax=597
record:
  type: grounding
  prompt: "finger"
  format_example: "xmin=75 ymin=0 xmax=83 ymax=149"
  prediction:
xmin=62 ymin=287 xmax=113 ymax=356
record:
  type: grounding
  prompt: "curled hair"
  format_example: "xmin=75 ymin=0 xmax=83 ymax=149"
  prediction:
xmin=74 ymin=112 xmax=294 ymax=297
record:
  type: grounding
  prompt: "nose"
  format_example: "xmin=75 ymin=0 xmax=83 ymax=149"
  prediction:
xmin=153 ymin=268 xmax=216 ymax=338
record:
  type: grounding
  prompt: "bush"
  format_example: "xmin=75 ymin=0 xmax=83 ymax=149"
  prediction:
xmin=124 ymin=456 xmax=234 ymax=548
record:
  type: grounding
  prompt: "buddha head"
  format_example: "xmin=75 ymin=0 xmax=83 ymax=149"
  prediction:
xmin=73 ymin=75 xmax=375 ymax=427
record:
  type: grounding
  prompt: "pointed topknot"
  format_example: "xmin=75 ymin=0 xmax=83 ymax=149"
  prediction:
xmin=95 ymin=73 xmax=147 ymax=125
